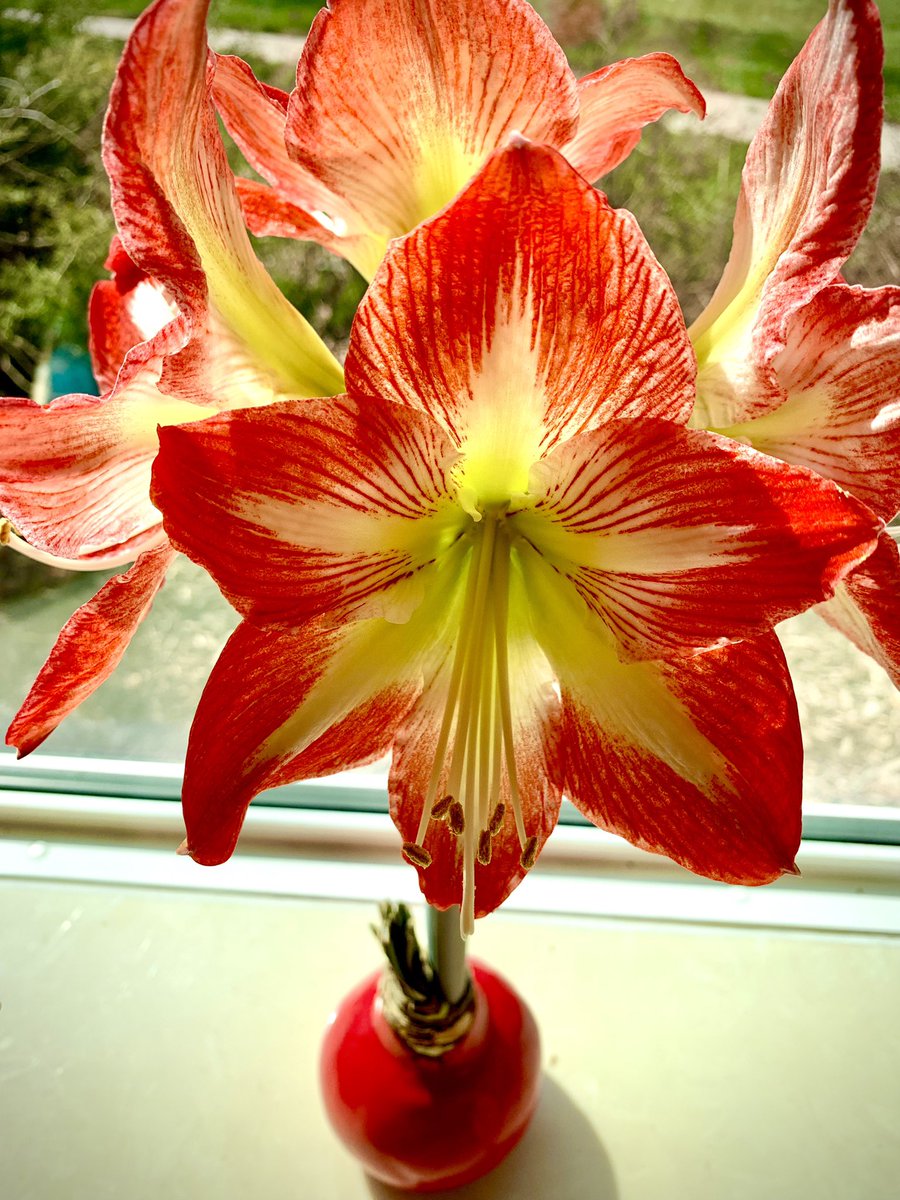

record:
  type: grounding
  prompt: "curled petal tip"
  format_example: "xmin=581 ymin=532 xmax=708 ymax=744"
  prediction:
xmin=782 ymin=861 xmax=802 ymax=878
xmin=176 ymin=838 xmax=193 ymax=858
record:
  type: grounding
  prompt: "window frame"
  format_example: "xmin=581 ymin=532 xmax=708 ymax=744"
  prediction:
xmin=3 ymin=748 xmax=899 ymax=938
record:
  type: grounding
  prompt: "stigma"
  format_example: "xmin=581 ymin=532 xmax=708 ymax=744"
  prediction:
xmin=403 ymin=509 xmax=537 ymax=939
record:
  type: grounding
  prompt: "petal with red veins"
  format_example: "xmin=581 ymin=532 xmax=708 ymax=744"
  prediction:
xmin=0 ymin=383 xmax=210 ymax=564
xmin=691 ymin=0 xmax=884 ymax=425
xmin=515 ymin=420 xmax=881 ymax=660
xmin=524 ymin=553 xmax=802 ymax=882
xmin=179 ymin=548 xmax=473 ymax=865
xmin=6 ymin=544 xmax=175 ymax=757
xmin=815 ymin=531 xmax=900 ymax=689
xmin=285 ymin=0 xmax=578 ymax=278
xmin=103 ymin=0 xmax=343 ymax=397
xmin=562 ymin=53 xmax=706 ymax=182
xmin=232 ymin=177 xmax=370 ymax=263
xmin=180 ymin=619 xmax=419 ymax=865
xmin=212 ymin=56 xmax=368 ymax=263
xmin=347 ymin=139 xmax=695 ymax=509
xmin=2 ymin=528 xmax=165 ymax=574
xmin=212 ymin=56 xmax=326 ymax=204
xmin=152 ymin=396 xmax=462 ymax=626
xmin=721 ymin=284 xmax=900 ymax=521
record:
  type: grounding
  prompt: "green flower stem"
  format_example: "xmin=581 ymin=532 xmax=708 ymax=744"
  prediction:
xmin=427 ymin=903 xmax=469 ymax=1005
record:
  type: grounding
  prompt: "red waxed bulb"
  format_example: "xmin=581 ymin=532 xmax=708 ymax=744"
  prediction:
xmin=319 ymin=960 xmax=541 ymax=1192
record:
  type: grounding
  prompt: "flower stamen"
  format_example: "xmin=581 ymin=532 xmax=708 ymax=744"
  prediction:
xmin=477 ymin=829 xmax=492 ymax=866
xmin=491 ymin=541 xmax=529 ymax=855
xmin=430 ymin=794 xmax=453 ymax=820
xmin=447 ymin=800 xmax=466 ymax=835
xmin=402 ymin=841 xmax=432 ymax=868
xmin=411 ymin=511 xmax=538 ymax=937
xmin=414 ymin=515 xmax=497 ymax=847
xmin=520 ymin=835 xmax=539 ymax=871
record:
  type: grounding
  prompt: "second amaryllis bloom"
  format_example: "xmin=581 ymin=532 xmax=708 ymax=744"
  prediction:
xmin=152 ymin=142 xmax=879 ymax=935
xmin=688 ymin=0 xmax=900 ymax=687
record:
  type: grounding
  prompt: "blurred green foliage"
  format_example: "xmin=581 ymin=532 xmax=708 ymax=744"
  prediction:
xmin=0 ymin=8 xmax=118 ymax=394
xmin=64 ymin=0 xmax=322 ymax=33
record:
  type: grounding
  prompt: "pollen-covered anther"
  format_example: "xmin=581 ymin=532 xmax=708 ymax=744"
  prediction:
xmin=477 ymin=829 xmax=492 ymax=866
xmin=447 ymin=800 xmax=466 ymax=836
xmin=488 ymin=802 xmax=505 ymax=836
xmin=0 ymin=518 xmax=11 ymax=546
xmin=402 ymin=841 xmax=432 ymax=868
xmin=430 ymin=794 xmax=454 ymax=820
xmin=520 ymin=835 xmax=538 ymax=871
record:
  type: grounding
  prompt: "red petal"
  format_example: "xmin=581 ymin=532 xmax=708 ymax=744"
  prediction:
xmin=178 ymin=561 xmax=481 ymax=864
xmin=816 ymin=531 xmax=900 ymax=689
xmin=232 ymin=177 xmax=345 ymax=246
xmin=180 ymin=617 xmax=419 ymax=864
xmin=742 ymin=284 xmax=900 ymax=521
xmin=212 ymin=56 xmax=311 ymax=199
xmin=563 ymin=53 xmax=706 ymax=181
xmin=0 ymin=383 xmax=179 ymax=563
xmin=152 ymin=397 xmax=458 ymax=626
xmin=103 ymin=0 xmax=342 ymax=397
xmin=6 ymin=544 xmax=175 ymax=756
xmin=519 ymin=419 xmax=881 ymax=659
xmin=692 ymin=0 xmax=884 ymax=423
xmin=555 ymin=634 xmax=803 ymax=883
xmin=211 ymin=55 xmax=372 ymax=265
xmin=347 ymin=139 xmax=695 ymax=466
xmin=285 ymin=0 xmax=578 ymax=275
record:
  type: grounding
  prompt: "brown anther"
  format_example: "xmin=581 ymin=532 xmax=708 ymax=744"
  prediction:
xmin=0 ymin=518 xmax=11 ymax=546
xmin=430 ymin=794 xmax=453 ymax=820
xmin=447 ymin=801 xmax=466 ymax=836
xmin=477 ymin=829 xmax=492 ymax=866
xmin=520 ymin=835 xmax=538 ymax=870
xmin=402 ymin=841 xmax=432 ymax=868
xmin=488 ymin=802 xmax=505 ymax=835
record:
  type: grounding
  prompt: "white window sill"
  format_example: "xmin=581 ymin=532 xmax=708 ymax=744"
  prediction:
xmin=2 ymin=769 xmax=899 ymax=1199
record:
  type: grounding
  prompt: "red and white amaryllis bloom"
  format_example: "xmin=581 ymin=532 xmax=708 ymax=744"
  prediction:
xmin=152 ymin=143 xmax=879 ymax=934
xmin=689 ymin=0 xmax=900 ymax=687
xmin=213 ymin=0 xmax=706 ymax=278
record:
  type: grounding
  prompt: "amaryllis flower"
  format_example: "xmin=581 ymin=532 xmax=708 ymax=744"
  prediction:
xmin=689 ymin=0 xmax=900 ymax=687
xmin=213 ymin=0 xmax=706 ymax=278
xmin=1 ymin=0 xmax=346 ymax=754
xmin=152 ymin=143 xmax=879 ymax=934
xmin=1 ymin=0 xmax=698 ymax=753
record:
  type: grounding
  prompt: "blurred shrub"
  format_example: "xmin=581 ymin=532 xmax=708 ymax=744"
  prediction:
xmin=0 ymin=9 xmax=119 ymax=395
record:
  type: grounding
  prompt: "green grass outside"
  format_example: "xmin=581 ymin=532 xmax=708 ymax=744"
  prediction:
xmin=48 ymin=0 xmax=900 ymax=122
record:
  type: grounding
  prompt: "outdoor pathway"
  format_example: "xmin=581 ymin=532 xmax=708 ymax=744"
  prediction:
xmin=80 ymin=13 xmax=900 ymax=170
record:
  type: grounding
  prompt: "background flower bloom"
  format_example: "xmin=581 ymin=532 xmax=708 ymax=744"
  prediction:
xmin=152 ymin=143 xmax=878 ymax=933
xmin=688 ymin=0 xmax=900 ymax=688
xmin=214 ymin=0 xmax=706 ymax=278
